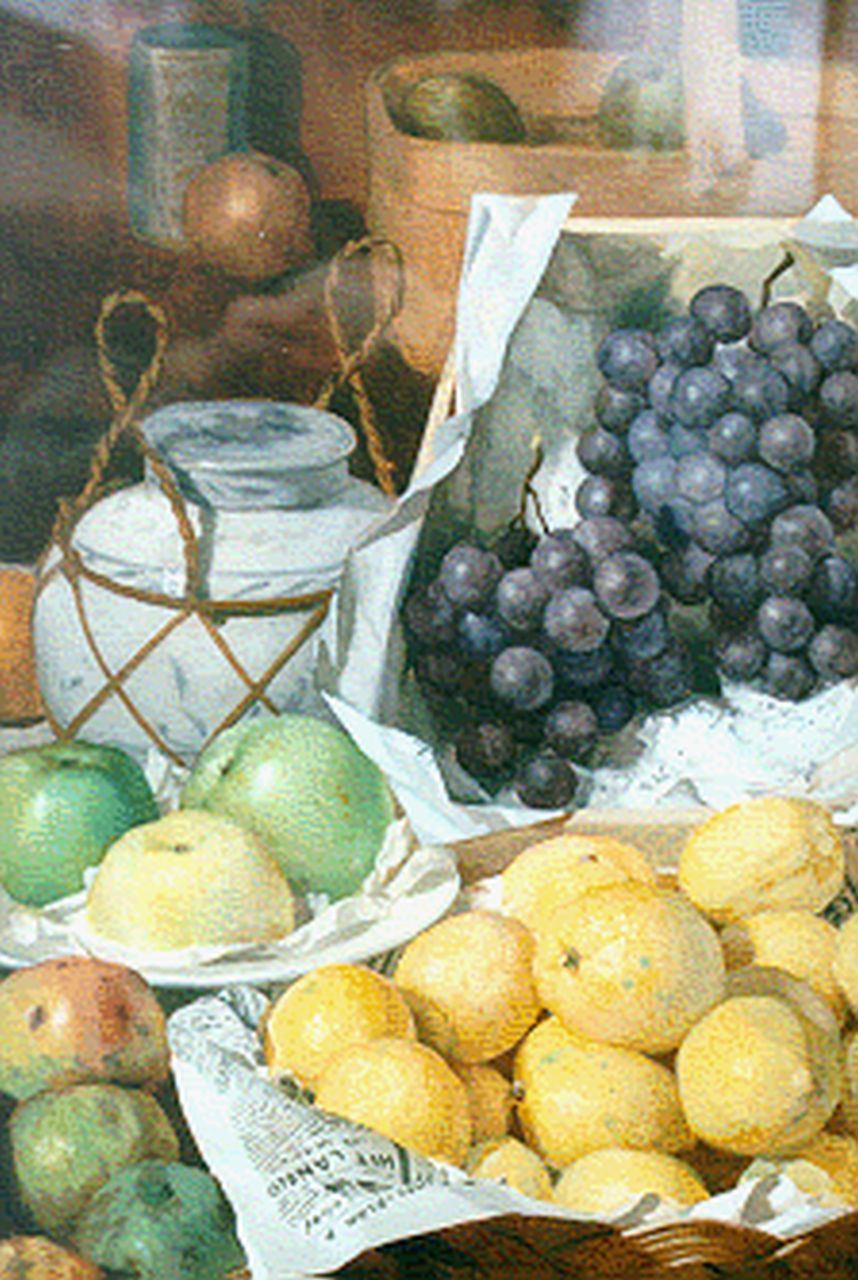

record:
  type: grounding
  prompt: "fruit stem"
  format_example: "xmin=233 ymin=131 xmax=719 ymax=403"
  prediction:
xmin=563 ymin=948 xmax=581 ymax=971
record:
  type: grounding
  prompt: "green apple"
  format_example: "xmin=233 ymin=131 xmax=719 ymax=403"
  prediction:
xmin=85 ymin=809 xmax=297 ymax=951
xmin=597 ymin=52 xmax=686 ymax=152
xmin=0 ymin=740 xmax=159 ymax=907
xmin=180 ymin=714 xmax=396 ymax=900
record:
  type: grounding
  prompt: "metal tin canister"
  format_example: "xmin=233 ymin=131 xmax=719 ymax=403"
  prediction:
xmin=127 ymin=23 xmax=250 ymax=247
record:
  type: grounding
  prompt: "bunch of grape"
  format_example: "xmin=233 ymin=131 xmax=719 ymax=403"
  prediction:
xmin=576 ymin=285 xmax=858 ymax=701
xmin=403 ymin=516 xmax=697 ymax=808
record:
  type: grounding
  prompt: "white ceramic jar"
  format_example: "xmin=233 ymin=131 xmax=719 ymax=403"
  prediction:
xmin=33 ymin=401 xmax=391 ymax=766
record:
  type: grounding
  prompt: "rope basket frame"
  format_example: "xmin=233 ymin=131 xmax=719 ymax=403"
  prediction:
xmin=33 ymin=239 xmax=403 ymax=769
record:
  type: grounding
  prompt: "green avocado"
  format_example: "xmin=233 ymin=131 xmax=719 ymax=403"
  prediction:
xmin=71 ymin=1160 xmax=246 ymax=1280
xmin=397 ymin=71 xmax=527 ymax=144
xmin=597 ymin=53 xmax=686 ymax=152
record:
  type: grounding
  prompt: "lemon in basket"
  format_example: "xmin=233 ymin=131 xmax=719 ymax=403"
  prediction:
xmin=721 ymin=908 xmax=846 ymax=1023
xmin=678 ymin=796 xmax=844 ymax=925
xmin=552 ymin=1148 xmax=709 ymax=1218
xmin=833 ymin=912 xmax=858 ymax=1018
xmin=313 ymin=1036 xmax=472 ymax=1166
xmin=84 ymin=810 xmax=296 ymax=951
xmin=740 ymin=1132 xmax=858 ymax=1209
xmin=465 ymin=1137 xmax=553 ymax=1200
xmin=262 ymin=963 xmax=415 ymax=1089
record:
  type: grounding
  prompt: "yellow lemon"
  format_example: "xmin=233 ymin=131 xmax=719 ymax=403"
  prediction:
xmin=514 ymin=1018 xmax=692 ymax=1168
xmin=676 ymin=978 xmax=842 ymax=1157
xmin=679 ymin=796 xmax=844 ymax=926
xmin=741 ymin=1132 xmax=858 ymax=1208
xmin=721 ymin=908 xmax=846 ymax=1024
xmin=841 ymin=1028 xmax=858 ymax=1137
xmin=262 ymin=963 xmax=415 ymax=1089
xmin=533 ymin=880 xmax=725 ymax=1055
xmin=833 ymin=912 xmax=858 ymax=1017
xmin=449 ymin=1061 xmax=514 ymax=1144
xmin=313 ymin=1036 xmax=472 ymax=1166
xmin=499 ymin=833 xmax=656 ymax=936
xmin=552 ymin=1148 xmax=709 ymax=1217
xmin=393 ymin=910 xmax=542 ymax=1063
xmin=85 ymin=810 xmax=295 ymax=950
xmin=465 ymin=1137 xmax=553 ymax=1200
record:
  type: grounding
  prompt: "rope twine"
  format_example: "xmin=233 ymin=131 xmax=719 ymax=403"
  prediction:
xmin=35 ymin=238 xmax=403 ymax=767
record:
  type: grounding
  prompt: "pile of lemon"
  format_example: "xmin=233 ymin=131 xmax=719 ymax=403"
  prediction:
xmin=261 ymin=795 xmax=858 ymax=1220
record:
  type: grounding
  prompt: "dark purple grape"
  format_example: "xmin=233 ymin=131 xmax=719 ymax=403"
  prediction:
xmin=757 ymin=595 xmax=816 ymax=653
xmin=490 ymin=646 xmax=554 ymax=711
xmin=765 ymin=652 xmax=817 ymax=701
xmin=825 ymin=477 xmax=858 ymax=533
xmin=757 ymin=414 xmax=815 ymax=473
xmin=592 ymin=683 xmax=637 ymax=732
xmin=786 ymin=470 xmax=819 ymax=505
xmin=758 ymin=544 xmax=814 ymax=596
xmin=496 ymin=567 xmax=550 ymax=633
xmin=439 ymin=544 xmax=503 ymax=609
xmin=543 ymin=587 xmax=610 ymax=652
xmin=708 ymin=553 xmax=761 ymax=616
xmin=814 ymin=428 xmax=858 ymax=483
xmin=750 ymin=301 xmax=813 ymax=353
xmin=575 ymin=474 xmax=636 ymax=521
xmin=667 ymin=423 xmax=708 ymax=458
xmin=628 ymin=410 xmax=669 ymax=462
xmin=656 ymin=314 xmax=715 ymax=367
xmin=715 ymin=628 xmax=768 ymax=682
xmin=595 ymin=382 xmax=646 ymax=433
xmin=593 ymin=551 xmax=661 ymax=621
xmin=576 ymin=427 xmax=632 ymax=478
xmin=769 ymin=505 xmax=835 ymax=560
xmin=808 ymin=625 xmax=858 ymax=681
xmin=676 ymin=453 xmax=727 ymax=505
xmin=454 ymin=721 xmax=516 ymax=781
xmin=810 ymin=318 xmax=858 ymax=372
xmin=612 ymin=605 xmax=671 ymax=662
xmin=724 ymin=463 xmax=790 ymax=528
xmin=627 ymin=642 xmax=694 ymax=707
xmin=530 ymin=529 xmax=590 ymax=590
xmin=543 ymin=700 xmax=599 ymax=760
xmin=571 ymin=516 xmax=635 ymax=563
xmin=553 ymin=642 xmax=616 ymax=691
xmin=457 ymin=610 xmax=510 ymax=659
xmin=404 ymin=580 xmax=458 ymax=647
xmin=514 ymin=751 xmax=578 ymax=809
xmin=732 ymin=363 xmax=791 ymax=421
xmin=669 ymin=365 xmax=732 ymax=429
xmin=708 ymin=412 xmax=758 ymax=465
xmin=691 ymin=499 xmax=753 ymax=555
xmin=819 ymin=370 xmax=858 ymax=429
xmin=807 ymin=554 xmax=858 ymax=624
xmin=768 ymin=341 xmax=822 ymax=406
xmin=596 ymin=328 xmax=659 ymax=390
xmin=414 ymin=649 xmax=467 ymax=693
xmin=654 ymin=497 xmax=697 ymax=546
xmin=713 ymin=343 xmax=761 ymax=384
xmin=493 ymin=523 xmax=538 ymax=569
xmin=690 ymin=284 xmax=752 ymax=343
xmin=660 ymin=542 xmax=716 ymax=604
xmin=632 ymin=456 xmax=678 ymax=515
xmin=648 ymin=361 xmax=681 ymax=419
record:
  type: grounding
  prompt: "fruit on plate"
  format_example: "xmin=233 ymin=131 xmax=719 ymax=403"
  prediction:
xmin=678 ymin=795 xmax=845 ymax=924
xmin=0 ymin=956 xmax=169 ymax=1101
xmin=0 ymin=566 xmax=43 ymax=724
xmin=9 ymin=1083 xmax=179 ymax=1237
xmin=676 ymin=968 xmax=842 ymax=1156
xmin=740 ymin=1132 xmax=858 ymax=1208
xmin=313 ymin=1036 xmax=472 ymax=1166
xmin=552 ymin=1148 xmax=709 ymax=1217
xmin=532 ymin=880 xmax=725 ymax=1054
xmin=596 ymin=52 xmax=686 ymax=151
xmin=397 ymin=71 xmax=527 ymax=144
xmin=0 ymin=740 xmax=159 ymax=907
xmin=181 ymin=149 xmax=313 ymax=282
xmin=497 ymin=832 xmax=657 ymax=935
xmin=262 ymin=962 xmax=415 ymax=1089
xmin=70 ymin=1160 xmax=245 ymax=1280
xmin=721 ymin=907 xmax=846 ymax=1023
xmin=393 ymin=909 xmax=541 ymax=1063
xmin=465 ymin=1136 xmax=553 ymax=1200
xmin=180 ymin=713 xmax=396 ymax=900
xmin=0 ymin=1236 xmax=104 ymax=1279
xmin=84 ymin=809 xmax=296 ymax=952
xmin=513 ymin=1016 xmax=692 ymax=1168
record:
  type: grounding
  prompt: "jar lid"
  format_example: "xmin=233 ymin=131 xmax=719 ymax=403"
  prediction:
xmin=140 ymin=400 xmax=357 ymax=510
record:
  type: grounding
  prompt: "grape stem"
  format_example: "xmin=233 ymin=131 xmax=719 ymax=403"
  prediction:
xmin=519 ymin=436 xmax=551 ymax=534
xmin=760 ymin=251 xmax=795 ymax=309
